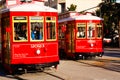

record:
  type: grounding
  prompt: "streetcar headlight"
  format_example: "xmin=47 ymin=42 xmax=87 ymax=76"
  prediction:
xmin=36 ymin=49 xmax=40 ymax=55
xmin=90 ymin=43 xmax=94 ymax=47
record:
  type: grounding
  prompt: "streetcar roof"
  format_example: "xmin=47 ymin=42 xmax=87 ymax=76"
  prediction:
xmin=74 ymin=14 xmax=103 ymax=20
xmin=1 ymin=3 xmax=57 ymax=13
xmin=58 ymin=13 xmax=103 ymax=23
xmin=58 ymin=17 xmax=75 ymax=23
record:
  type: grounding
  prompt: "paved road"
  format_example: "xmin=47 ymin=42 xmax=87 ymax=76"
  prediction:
xmin=104 ymin=48 xmax=120 ymax=57
xmin=0 ymin=48 xmax=119 ymax=80
xmin=0 ymin=58 xmax=120 ymax=80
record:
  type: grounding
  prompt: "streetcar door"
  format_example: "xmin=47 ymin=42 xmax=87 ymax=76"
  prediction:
xmin=1 ymin=17 xmax=11 ymax=64
xmin=65 ymin=24 xmax=74 ymax=53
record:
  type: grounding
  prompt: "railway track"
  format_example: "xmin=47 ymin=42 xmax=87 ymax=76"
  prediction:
xmin=76 ymin=56 xmax=120 ymax=72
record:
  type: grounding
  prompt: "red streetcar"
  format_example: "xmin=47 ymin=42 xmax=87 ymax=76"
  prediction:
xmin=58 ymin=12 xmax=104 ymax=59
xmin=0 ymin=1 xmax=59 ymax=73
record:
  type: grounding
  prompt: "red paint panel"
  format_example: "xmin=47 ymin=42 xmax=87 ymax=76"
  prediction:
xmin=10 ymin=12 xmax=58 ymax=16
xmin=75 ymin=39 xmax=103 ymax=53
xmin=11 ymin=42 xmax=59 ymax=64
xmin=45 ymin=43 xmax=59 ymax=62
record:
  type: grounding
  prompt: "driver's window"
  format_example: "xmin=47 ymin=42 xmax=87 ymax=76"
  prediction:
xmin=77 ymin=23 xmax=86 ymax=38
xmin=87 ymin=23 xmax=95 ymax=38
xmin=13 ymin=16 xmax=28 ymax=42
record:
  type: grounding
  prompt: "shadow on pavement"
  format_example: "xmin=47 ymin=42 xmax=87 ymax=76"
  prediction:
xmin=0 ymin=63 xmax=26 ymax=80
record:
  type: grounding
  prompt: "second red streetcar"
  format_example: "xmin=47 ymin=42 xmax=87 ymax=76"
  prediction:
xmin=58 ymin=12 xmax=104 ymax=59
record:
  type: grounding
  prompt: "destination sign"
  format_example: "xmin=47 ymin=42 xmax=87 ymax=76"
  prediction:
xmin=14 ymin=16 xmax=27 ymax=20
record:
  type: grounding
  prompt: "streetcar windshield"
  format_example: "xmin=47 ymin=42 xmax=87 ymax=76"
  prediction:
xmin=30 ymin=16 xmax=44 ymax=41
xmin=77 ymin=23 xmax=86 ymax=38
xmin=13 ymin=16 xmax=28 ymax=41
xmin=46 ymin=17 xmax=56 ymax=40
xmin=76 ymin=22 xmax=102 ymax=39
xmin=96 ymin=23 xmax=102 ymax=38
xmin=87 ymin=23 xmax=95 ymax=38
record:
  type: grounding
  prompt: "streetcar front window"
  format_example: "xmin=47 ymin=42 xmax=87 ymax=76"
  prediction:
xmin=77 ymin=23 xmax=86 ymax=38
xmin=13 ymin=16 xmax=28 ymax=41
xmin=14 ymin=23 xmax=27 ymax=40
xmin=30 ymin=16 xmax=44 ymax=41
xmin=46 ymin=17 xmax=56 ymax=40
xmin=87 ymin=23 xmax=95 ymax=38
xmin=96 ymin=24 xmax=102 ymax=38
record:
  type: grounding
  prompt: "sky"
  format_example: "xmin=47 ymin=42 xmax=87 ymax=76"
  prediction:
xmin=116 ymin=0 xmax=120 ymax=3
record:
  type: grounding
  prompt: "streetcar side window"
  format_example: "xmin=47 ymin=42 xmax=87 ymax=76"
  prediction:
xmin=13 ymin=16 xmax=28 ymax=41
xmin=30 ymin=16 xmax=44 ymax=41
xmin=46 ymin=17 xmax=56 ymax=40
xmin=58 ymin=25 xmax=65 ymax=39
xmin=87 ymin=23 xmax=95 ymax=38
xmin=77 ymin=23 xmax=86 ymax=38
xmin=96 ymin=24 xmax=102 ymax=38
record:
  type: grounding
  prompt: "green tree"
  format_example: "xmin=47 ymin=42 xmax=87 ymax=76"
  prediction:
xmin=97 ymin=1 xmax=120 ymax=47
xmin=67 ymin=4 xmax=77 ymax=11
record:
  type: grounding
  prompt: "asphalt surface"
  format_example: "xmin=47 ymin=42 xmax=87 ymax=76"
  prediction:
xmin=104 ymin=48 xmax=120 ymax=57
xmin=104 ymin=47 xmax=120 ymax=51
xmin=0 ymin=47 xmax=119 ymax=80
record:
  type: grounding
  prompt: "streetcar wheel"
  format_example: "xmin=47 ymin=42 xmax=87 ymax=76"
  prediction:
xmin=84 ymin=56 xmax=89 ymax=60
xmin=24 ymin=69 xmax=27 ymax=74
xmin=74 ymin=55 xmax=78 ymax=60
xmin=40 ymin=67 xmax=44 ymax=72
xmin=98 ymin=53 xmax=103 ymax=57
xmin=89 ymin=56 xmax=95 ymax=59
xmin=54 ymin=65 xmax=58 ymax=69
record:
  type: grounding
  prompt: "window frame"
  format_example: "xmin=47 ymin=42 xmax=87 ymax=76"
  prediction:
xmin=87 ymin=22 xmax=96 ymax=39
xmin=13 ymin=16 xmax=28 ymax=42
xmin=30 ymin=16 xmax=44 ymax=42
xmin=96 ymin=23 xmax=102 ymax=39
xmin=76 ymin=23 xmax=86 ymax=39
xmin=46 ymin=16 xmax=57 ymax=41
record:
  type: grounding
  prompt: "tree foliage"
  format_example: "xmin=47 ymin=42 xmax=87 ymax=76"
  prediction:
xmin=97 ymin=2 xmax=120 ymax=47
xmin=67 ymin=4 xmax=77 ymax=11
xmin=96 ymin=2 xmax=120 ymax=32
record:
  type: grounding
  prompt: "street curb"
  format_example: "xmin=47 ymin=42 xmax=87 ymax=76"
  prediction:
xmin=104 ymin=48 xmax=120 ymax=51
